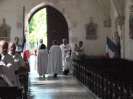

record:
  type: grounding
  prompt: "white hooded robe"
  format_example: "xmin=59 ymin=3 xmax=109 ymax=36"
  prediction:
xmin=37 ymin=49 xmax=48 ymax=76
xmin=47 ymin=45 xmax=62 ymax=74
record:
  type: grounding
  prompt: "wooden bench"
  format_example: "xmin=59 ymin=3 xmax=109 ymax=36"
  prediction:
xmin=0 ymin=87 xmax=21 ymax=99
xmin=73 ymin=55 xmax=133 ymax=99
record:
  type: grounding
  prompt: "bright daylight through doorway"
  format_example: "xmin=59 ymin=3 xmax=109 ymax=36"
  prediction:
xmin=27 ymin=8 xmax=47 ymax=77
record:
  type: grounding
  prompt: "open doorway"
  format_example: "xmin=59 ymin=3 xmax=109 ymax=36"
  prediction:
xmin=28 ymin=8 xmax=47 ymax=51
xmin=27 ymin=8 xmax=47 ymax=76
xmin=26 ymin=4 xmax=69 ymax=77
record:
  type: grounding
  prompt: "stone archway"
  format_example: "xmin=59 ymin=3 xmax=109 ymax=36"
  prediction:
xmin=26 ymin=3 xmax=69 ymax=49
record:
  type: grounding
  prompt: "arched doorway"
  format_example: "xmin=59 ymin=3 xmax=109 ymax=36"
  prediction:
xmin=27 ymin=4 xmax=69 ymax=75
xmin=28 ymin=5 xmax=69 ymax=49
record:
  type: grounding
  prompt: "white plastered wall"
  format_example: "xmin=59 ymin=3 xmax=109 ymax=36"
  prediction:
xmin=0 ymin=0 xmax=110 ymax=55
xmin=124 ymin=0 xmax=133 ymax=60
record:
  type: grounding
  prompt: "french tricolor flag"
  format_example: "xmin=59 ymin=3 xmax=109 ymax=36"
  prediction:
xmin=106 ymin=37 xmax=119 ymax=58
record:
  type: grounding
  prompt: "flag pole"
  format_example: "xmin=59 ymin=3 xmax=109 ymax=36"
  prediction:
xmin=22 ymin=6 xmax=26 ymax=51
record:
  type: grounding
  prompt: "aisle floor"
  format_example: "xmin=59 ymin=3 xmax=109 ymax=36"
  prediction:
xmin=28 ymin=74 xmax=98 ymax=99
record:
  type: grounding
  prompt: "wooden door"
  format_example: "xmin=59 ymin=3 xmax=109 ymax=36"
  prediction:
xmin=46 ymin=6 xmax=69 ymax=49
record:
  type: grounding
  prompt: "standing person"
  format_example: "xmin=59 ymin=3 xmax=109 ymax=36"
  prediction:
xmin=114 ymin=32 xmax=121 ymax=58
xmin=14 ymin=36 xmax=22 ymax=53
xmin=73 ymin=43 xmax=79 ymax=55
xmin=47 ymin=40 xmax=62 ymax=78
xmin=64 ymin=50 xmax=72 ymax=75
xmin=37 ymin=44 xmax=48 ymax=78
xmin=39 ymin=39 xmax=46 ymax=49
xmin=77 ymin=41 xmax=84 ymax=55
xmin=60 ymin=38 xmax=71 ymax=74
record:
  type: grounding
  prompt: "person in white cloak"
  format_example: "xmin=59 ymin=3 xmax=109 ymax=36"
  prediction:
xmin=0 ymin=40 xmax=18 ymax=87
xmin=60 ymin=38 xmax=71 ymax=74
xmin=37 ymin=44 xmax=48 ymax=78
xmin=47 ymin=40 xmax=62 ymax=78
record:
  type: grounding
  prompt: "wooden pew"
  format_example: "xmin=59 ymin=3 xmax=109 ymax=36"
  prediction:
xmin=0 ymin=87 xmax=19 ymax=99
xmin=0 ymin=76 xmax=22 ymax=99
xmin=73 ymin=55 xmax=133 ymax=99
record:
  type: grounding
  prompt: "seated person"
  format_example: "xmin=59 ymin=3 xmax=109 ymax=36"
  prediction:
xmin=8 ymin=42 xmax=26 ymax=72
xmin=0 ymin=40 xmax=17 ymax=87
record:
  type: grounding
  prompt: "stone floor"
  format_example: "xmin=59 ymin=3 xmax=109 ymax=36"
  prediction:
xmin=28 ymin=55 xmax=98 ymax=99
xmin=28 ymin=73 xmax=98 ymax=99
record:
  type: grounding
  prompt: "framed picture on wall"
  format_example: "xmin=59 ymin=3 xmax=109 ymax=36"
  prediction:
xmin=85 ymin=17 xmax=97 ymax=40
xmin=0 ymin=18 xmax=11 ymax=41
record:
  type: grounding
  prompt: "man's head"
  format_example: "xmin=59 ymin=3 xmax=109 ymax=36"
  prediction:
xmin=0 ymin=40 xmax=9 ymax=55
xmin=9 ymin=42 xmax=16 ymax=54
xmin=39 ymin=39 xmax=43 ymax=44
xmin=79 ymin=41 xmax=83 ymax=47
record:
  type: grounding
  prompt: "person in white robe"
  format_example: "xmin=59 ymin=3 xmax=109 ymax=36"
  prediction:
xmin=37 ymin=44 xmax=48 ymax=78
xmin=0 ymin=40 xmax=17 ymax=86
xmin=63 ymin=51 xmax=72 ymax=75
xmin=60 ymin=38 xmax=71 ymax=72
xmin=47 ymin=40 xmax=62 ymax=78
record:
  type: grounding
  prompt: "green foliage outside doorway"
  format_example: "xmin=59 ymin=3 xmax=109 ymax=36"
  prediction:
xmin=28 ymin=8 xmax=47 ymax=51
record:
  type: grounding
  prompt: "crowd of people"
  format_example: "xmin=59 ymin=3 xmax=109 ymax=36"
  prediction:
xmin=37 ymin=38 xmax=85 ymax=78
xmin=0 ymin=38 xmax=84 ymax=88
xmin=0 ymin=39 xmax=29 ymax=99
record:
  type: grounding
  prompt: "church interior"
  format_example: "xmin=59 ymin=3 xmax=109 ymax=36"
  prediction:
xmin=0 ymin=0 xmax=133 ymax=99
